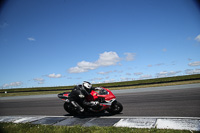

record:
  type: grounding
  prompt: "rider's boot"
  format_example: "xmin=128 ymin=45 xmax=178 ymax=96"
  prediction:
xmin=71 ymin=101 xmax=84 ymax=113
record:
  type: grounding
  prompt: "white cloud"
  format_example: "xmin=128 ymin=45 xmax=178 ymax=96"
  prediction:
xmin=126 ymin=73 xmax=132 ymax=76
xmin=185 ymin=69 xmax=200 ymax=75
xmin=124 ymin=53 xmax=136 ymax=61
xmin=103 ymin=79 xmax=116 ymax=83
xmin=134 ymin=72 xmax=143 ymax=76
xmin=140 ymin=75 xmax=152 ymax=79
xmin=90 ymin=77 xmax=104 ymax=81
xmin=3 ymin=82 xmax=22 ymax=88
xmin=68 ymin=51 xmax=121 ymax=73
xmin=69 ymin=61 xmax=99 ymax=73
xmin=162 ymin=48 xmax=167 ymax=52
xmin=97 ymin=51 xmax=121 ymax=66
xmin=120 ymin=77 xmax=134 ymax=81
xmin=156 ymin=63 xmax=165 ymax=66
xmin=168 ymin=71 xmax=182 ymax=75
xmin=68 ymin=66 xmax=86 ymax=73
xmin=188 ymin=61 xmax=200 ymax=66
xmin=33 ymin=78 xmax=44 ymax=84
xmin=91 ymin=81 xmax=102 ymax=84
xmin=27 ymin=37 xmax=36 ymax=41
xmin=48 ymin=73 xmax=62 ymax=78
xmin=97 ymin=71 xmax=113 ymax=75
xmin=147 ymin=63 xmax=165 ymax=67
xmin=195 ymin=34 xmax=200 ymax=42
xmin=158 ymin=71 xmax=168 ymax=75
xmin=156 ymin=71 xmax=181 ymax=78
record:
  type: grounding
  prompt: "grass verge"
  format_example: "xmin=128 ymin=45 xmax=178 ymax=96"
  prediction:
xmin=0 ymin=122 xmax=195 ymax=133
xmin=0 ymin=80 xmax=200 ymax=97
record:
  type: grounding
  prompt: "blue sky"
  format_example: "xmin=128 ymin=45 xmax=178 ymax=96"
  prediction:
xmin=0 ymin=0 xmax=200 ymax=89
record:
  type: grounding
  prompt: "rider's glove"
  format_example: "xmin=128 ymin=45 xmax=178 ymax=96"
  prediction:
xmin=90 ymin=101 xmax=99 ymax=106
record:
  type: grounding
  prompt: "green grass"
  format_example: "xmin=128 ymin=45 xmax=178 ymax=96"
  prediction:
xmin=0 ymin=122 xmax=195 ymax=133
xmin=1 ymin=74 xmax=200 ymax=97
xmin=1 ymin=80 xmax=200 ymax=97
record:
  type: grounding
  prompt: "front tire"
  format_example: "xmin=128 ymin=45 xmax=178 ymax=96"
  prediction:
xmin=106 ymin=101 xmax=123 ymax=114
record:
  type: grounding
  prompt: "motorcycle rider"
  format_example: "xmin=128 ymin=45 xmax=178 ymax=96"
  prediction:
xmin=68 ymin=81 xmax=99 ymax=113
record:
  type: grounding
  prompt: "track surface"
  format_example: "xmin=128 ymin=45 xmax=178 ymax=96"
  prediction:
xmin=0 ymin=84 xmax=200 ymax=117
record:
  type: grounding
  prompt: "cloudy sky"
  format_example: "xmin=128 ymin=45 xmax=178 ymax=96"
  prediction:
xmin=0 ymin=0 xmax=200 ymax=89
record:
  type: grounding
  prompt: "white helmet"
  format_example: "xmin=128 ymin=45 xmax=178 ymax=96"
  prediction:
xmin=83 ymin=81 xmax=92 ymax=89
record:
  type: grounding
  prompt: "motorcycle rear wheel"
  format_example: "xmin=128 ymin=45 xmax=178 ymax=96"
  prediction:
xmin=63 ymin=102 xmax=78 ymax=115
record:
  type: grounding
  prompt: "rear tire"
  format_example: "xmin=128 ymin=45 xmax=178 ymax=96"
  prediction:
xmin=106 ymin=101 xmax=123 ymax=114
xmin=64 ymin=102 xmax=78 ymax=115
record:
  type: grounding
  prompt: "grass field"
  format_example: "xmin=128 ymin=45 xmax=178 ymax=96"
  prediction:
xmin=0 ymin=122 xmax=195 ymax=133
xmin=0 ymin=74 xmax=200 ymax=97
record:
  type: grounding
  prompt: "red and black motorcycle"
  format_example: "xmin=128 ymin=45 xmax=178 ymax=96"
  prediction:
xmin=58 ymin=87 xmax=123 ymax=115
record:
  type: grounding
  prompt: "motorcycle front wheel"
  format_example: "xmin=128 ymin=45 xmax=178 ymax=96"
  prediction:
xmin=106 ymin=101 xmax=123 ymax=114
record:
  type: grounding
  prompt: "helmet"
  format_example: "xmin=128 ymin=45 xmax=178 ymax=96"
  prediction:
xmin=83 ymin=81 xmax=92 ymax=89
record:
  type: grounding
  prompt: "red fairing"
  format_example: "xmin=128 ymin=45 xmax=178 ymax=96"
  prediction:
xmin=89 ymin=88 xmax=116 ymax=101
xmin=102 ymin=88 xmax=116 ymax=100
xmin=61 ymin=92 xmax=70 ymax=100
xmin=89 ymin=91 xmax=98 ymax=101
xmin=63 ymin=92 xmax=70 ymax=97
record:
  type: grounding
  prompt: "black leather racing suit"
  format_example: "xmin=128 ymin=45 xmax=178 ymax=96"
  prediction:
xmin=68 ymin=85 xmax=96 ymax=111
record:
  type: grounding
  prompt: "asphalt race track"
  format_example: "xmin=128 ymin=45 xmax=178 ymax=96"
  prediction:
xmin=0 ymin=84 xmax=200 ymax=117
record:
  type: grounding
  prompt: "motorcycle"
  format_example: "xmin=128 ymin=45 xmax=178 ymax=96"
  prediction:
xmin=58 ymin=87 xmax=123 ymax=115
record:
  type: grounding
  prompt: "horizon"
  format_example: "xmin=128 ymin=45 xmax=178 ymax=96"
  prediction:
xmin=1 ymin=74 xmax=199 ymax=90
